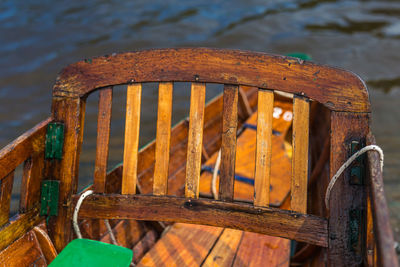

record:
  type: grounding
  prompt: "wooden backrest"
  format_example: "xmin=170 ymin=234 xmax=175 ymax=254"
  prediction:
xmin=0 ymin=118 xmax=50 ymax=252
xmin=50 ymin=48 xmax=371 ymax=256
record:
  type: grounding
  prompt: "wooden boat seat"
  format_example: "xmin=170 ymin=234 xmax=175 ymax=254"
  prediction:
xmin=44 ymin=48 xmax=371 ymax=263
xmin=138 ymin=106 xmax=293 ymax=266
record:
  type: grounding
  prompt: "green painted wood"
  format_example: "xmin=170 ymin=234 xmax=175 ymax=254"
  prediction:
xmin=49 ymin=239 xmax=133 ymax=267
xmin=40 ymin=180 xmax=60 ymax=217
xmin=45 ymin=122 xmax=65 ymax=160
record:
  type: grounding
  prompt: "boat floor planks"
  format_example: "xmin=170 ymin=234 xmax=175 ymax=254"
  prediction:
xmin=138 ymin=100 xmax=293 ymax=266
xmin=137 ymin=224 xmax=223 ymax=267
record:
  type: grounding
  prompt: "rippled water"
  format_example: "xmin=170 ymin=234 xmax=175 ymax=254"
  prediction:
xmin=1 ymin=0 xmax=399 ymax=249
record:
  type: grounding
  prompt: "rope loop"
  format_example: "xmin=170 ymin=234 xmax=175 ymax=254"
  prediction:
xmin=324 ymin=145 xmax=384 ymax=210
xmin=73 ymin=190 xmax=118 ymax=245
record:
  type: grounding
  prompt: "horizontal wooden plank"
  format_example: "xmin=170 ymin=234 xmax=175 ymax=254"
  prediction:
xmin=53 ymin=48 xmax=370 ymax=112
xmin=0 ymin=207 xmax=43 ymax=251
xmin=0 ymin=118 xmax=51 ymax=179
xmin=73 ymin=194 xmax=328 ymax=247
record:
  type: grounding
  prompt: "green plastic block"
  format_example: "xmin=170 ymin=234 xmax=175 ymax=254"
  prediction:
xmin=49 ymin=239 xmax=133 ymax=267
xmin=285 ymin=53 xmax=312 ymax=61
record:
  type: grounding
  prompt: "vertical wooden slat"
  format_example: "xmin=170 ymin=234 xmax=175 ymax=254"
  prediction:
xmin=291 ymin=95 xmax=310 ymax=213
xmin=238 ymin=86 xmax=253 ymax=119
xmin=48 ymin=97 xmax=85 ymax=252
xmin=185 ymin=82 xmax=206 ymax=198
xmin=219 ymin=85 xmax=238 ymax=202
xmin=153 ymin=82 xmax=173 ymax=195
xmin=254 ymin=89 xmax=274 ymax=206
xmin=20 ymin=153 xmax=44 ymax=212
xmin=328 ymin=112 xmax=370 ymax=265
xmin=0 ymin=172 xmax=14 ymax=226
xmin=94 ymin=87 xmax=113 ymax=193
xmin=122 ymin=83 xmax=142 ymax=195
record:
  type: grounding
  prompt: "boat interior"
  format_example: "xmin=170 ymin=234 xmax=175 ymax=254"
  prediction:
xmin=0 ymin=48 xmax=397 ymax=266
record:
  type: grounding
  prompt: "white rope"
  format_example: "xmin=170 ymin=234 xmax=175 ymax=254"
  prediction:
xmin=73 ymin=190 xmax=94 ymax=239
xmin=324 ymin=145 xmax=384 ymax=210
xmin=73 ymin=189 xmax=118 ymax=245
xmin=211 ymin=149 xmax=221 ymax=200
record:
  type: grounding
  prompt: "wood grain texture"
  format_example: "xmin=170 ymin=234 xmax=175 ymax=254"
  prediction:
xmin=238 ymin=86 xmax=253 ymax=120
xmin=19 ymin=152 xmax=45 ymax=212
xmin=185 ymin=82 xmax=206 ymax=198
xmin=0 ymin=118 xmax=50 ymax=179
xmin=138 ymin=223 xmax=223 ymax=266
xmin=254 ymin=89 xmax=274 ymax=207
xmin=52 ymin=48 xmax=370 ymax=112
xmin=0 ymin=208 xmax=43 ymax=251
xmin=74 ymin=194 xmax=328 ymax=247
xmin=328 ymin=112 xmax=369 ymax=266
xmin=48 ymin=97 xmax=85 ymax=252
xmin=122 ymin=83 xmax=142 ymax=195
xmin=0 ymin=172 xmax=14 ymax=227
xmin=202 ymin=228 xmax=243 ymax=267
xmin=199 ymin=100 xmax=293 ymax=207
xmin=94 ymin=87 xmax=113 ymax=193
xmin=0 ymin=231 xmax=47 ymax=267
xmin=291 ymin=96 xmax=310 ymax=213
xmin=131 ymin=229 xmax=158 ymax=265
xmin=219 ymin=84 xmax=238 ymax=201
xmin=153 ymin=82 xmax=173 ymax=195
xmin=367 ymin=134 xmax=398 ymax=267
xmin=33 ymin=225 xmax=58 ymax=263
xmin=232 ymin=232 xmax=290 ymax=267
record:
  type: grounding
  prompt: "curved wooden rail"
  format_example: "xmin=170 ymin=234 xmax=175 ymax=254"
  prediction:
xmin=53 ymin=48 xmax=370 ymax=112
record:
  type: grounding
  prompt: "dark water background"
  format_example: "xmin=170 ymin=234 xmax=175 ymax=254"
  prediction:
xmin=0 ymin=0 xmax=399 ymax=252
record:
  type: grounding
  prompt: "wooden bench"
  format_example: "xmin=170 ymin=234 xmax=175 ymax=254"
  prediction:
xmin=47 ymin=48 xmax=371 ymax=265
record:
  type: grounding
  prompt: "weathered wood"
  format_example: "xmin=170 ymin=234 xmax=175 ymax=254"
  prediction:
xmin=132 ymin=229 xmax=158 ymax=264
xmin=0 ymin=231 xmax=47 ymax=267
xmin=185 ymin=82 xmax=206 ymax=198
xmin=153 ymin=82 xmax=173 ymax=196
xmin=254 ymin=89 xmax=274 ymax=207
xmin=20 ymin=152 xmax=45 ymax=213
xmin=122 ymin=83 xmax=142 ymax=195
xmin=0 ymin=118 xmax=50 ymax=179
xmin=0 ymin=172 xmax=14 ymax=227
xmin=328 ymin=112 xmax=369 ymax=266
xmin=74 ymin=194 xmax=328 ymax=247
xmin=219 ymin=84 xmax=238 ymax=201
xmin=138 ymin=223 xmax=223 ymax=266
xmin=238 ymin=86 xmax=253 ymax=120
xmin=100 ymin=219 xmax=148 ymax=248
xmin=232 ymin=232 xmax=290 ymax=267
xmin=94 ymin=87 xmax=113 ymax=193
xmin=291 ymin=96 xmax=309 ymax=213
xmin=33 ymin=225 xmax=58 ymax=263
xmin=48 ymin=97 xmax=85 ymax=252
xmin=0 ymin=207 xmax=43 ymax=251
xmin=199 ymin=101 xmax=293 ymax=207
xmin=53 ymin=48 xmax=370 ymax=112
xmin=367 ymin=134 xmax=398 ymax=267
xmin=202 ymin=228 xmax=243 ymax=266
